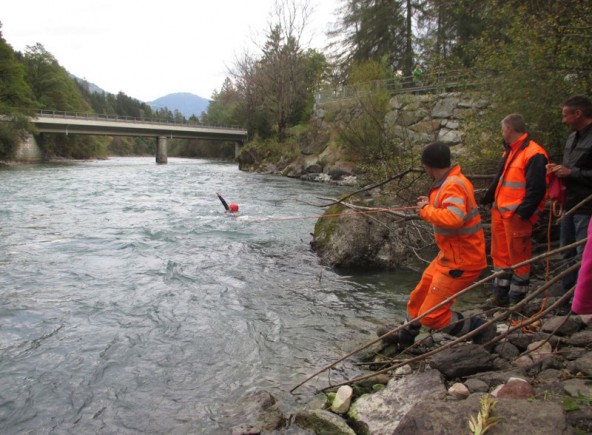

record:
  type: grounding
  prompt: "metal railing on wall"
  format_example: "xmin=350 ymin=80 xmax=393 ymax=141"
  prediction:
xmin=315 ymin=69 xmax=488 ymax=104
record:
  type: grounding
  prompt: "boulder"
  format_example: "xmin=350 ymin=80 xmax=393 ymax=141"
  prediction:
xmin=563 ymin=378 xmax=592 ymax=397
xmin=494 ymin=341 xmax=520 ymax=360
xmin=429 ymin=344 xmax=494 ymax=378
xmin=302 ymin=393 xmax=329 ymax=412
xmin=507 ymin=332 xmax=535 ymax=350
xmin=304 ymin=163 xmax=323 ymax=174
xmin=408 ymin=119 xmax=441 ymax=134
xmin=398 ymin=108 xmax=430 ymax=127
xmin=452 ymin=108 xmax=473 ymax=119
xmin=457 ymin=98 xmax=476 ymax=109
xmin=442 ymin=119 xmax=460 ymax=129
xmin=532 ymin=332 xmax=565 ymax=348
xmin=493 ymin=357 xmax=512 ymax=370
xmin=491 ymin=377 xmax=535 ymax=399
xmin=222 ymin=390 xmax=285 ymax=434
xmin=237 ymin=149 xmax=259 ymax=167
xmin=464 ymin=378 xmax=489 ymax=393
xmin=466 ymin=370 xmax=526 ymax=388
xmin=326 ymin=165 xmax=353 ymax=180
xmin=566 ymin=407 xmax=592 ymax=435
xmin=437 ymin=128 xmax=463 ymax=145
xmin=431 ymin=96 xmax=460 ymax=118
xmin=514 ymin=355 xmax=534 ymax=368
xmin=331 ymin=385 xmax=353 ymax=414
xmin=348 ymin=370 xmax=446 ymax=434
xmin=448 ymin=382 xmax=470 ymax=399
xmin=537 ymin=369 xmax=563 ymax=383
xmin=568 ymin=329 xmax=592 ymax=347
xmin=564 ymin=347 xmax=586 ymax=361
xmin=311 ymin=205 xmax=429 ymax=270
xmin=395 ymin=394 xmax=570 ymax=434
xmin=299 ymin=136 xmax=326 ymax=156
xmin=573 ymin=351 xmax=592 ymax=376
xmin=527 ymin=340 xmax=554 ymax=363
xmin=541 ymin=316 xmax=582 ymax=336
xmin=540 ymin=356 xmax=564 ymax=371
xmin=395 ymin=365 xmax=413 ymax=375
xmin=389 ymin=96 xmax=404 ymax=110
xmin=294 ymin=409 xmax=356 ymax=435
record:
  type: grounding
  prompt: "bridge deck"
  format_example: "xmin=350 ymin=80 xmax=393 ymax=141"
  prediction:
xmin=33 ymin=111 xmax=248 ymax=141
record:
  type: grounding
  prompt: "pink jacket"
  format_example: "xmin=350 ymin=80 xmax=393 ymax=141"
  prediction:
xmin=572 ymin=219 xmax=592 ymax=314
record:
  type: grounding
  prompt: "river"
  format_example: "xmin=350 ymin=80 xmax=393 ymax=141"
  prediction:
xmin=0 ymin=157 xmax=419 ymax=434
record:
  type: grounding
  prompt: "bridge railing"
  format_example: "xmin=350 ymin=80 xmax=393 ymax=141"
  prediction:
xmin=315 ymin=69 xmax=490 ymax=104
xmin=36 ymin=110 xmax=246 ymax=131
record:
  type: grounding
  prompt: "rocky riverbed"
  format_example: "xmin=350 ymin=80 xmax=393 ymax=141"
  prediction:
xmin=223 ymin=294 xmax=592 ymax=434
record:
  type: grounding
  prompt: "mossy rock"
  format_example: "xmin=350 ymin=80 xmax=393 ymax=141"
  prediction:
xmin=294 ymin=409 xmax=356 ymax=435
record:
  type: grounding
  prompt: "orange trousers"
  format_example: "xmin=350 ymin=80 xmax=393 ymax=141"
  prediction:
xmin=407 ymin=260 xmax=482 ymax=330
xmin=490 ymin=209 xmax=532 ymax=280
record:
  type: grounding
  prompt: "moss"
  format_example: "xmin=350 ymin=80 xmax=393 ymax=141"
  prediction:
xmin=347 ymin=395 xmax=368 ymax=421
xmin=327 ymin=392 xmax=336 ymax=405
xmin=372 ymin=384 xmax=386 ymax=392
xmin=312 ymin=203 xmax=344 ymax=251
xmin=288 ymin=123 xmax=308 ymax=138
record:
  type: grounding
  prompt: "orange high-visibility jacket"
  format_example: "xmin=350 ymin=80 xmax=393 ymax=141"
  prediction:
xmin=420 ymin=165 xmax=487 ymax=271
xmin=493 ymin=134 xmax=549 ymax=224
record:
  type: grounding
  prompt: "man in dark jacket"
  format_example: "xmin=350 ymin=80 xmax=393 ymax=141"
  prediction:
xmin=548 ymin=95 xmax=592 ymax=298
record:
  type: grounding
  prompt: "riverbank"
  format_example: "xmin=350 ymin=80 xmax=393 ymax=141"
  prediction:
xmin=225 ymin=289 xmax=592 ymax=434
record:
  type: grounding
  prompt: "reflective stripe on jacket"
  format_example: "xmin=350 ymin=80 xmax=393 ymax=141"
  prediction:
xmin=493 ymin=134 xmax=549 ymax=224
xmin=419 ymin=165 xmax=487 ymax=271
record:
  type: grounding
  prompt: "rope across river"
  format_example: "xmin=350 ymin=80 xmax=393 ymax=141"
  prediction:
xmin=253 ymin=205 xmax=420 ymax=222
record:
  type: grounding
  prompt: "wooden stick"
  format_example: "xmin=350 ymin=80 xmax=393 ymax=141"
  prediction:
xmin=318 ymin=264 xmax=579 ymax=391
xmin=290 ymin=239 xmax=586 ymax=393
xmin=557 ymin=192 xmax=592 ymax=223
xmin=317 ymin=168 xmax=424 ymax=207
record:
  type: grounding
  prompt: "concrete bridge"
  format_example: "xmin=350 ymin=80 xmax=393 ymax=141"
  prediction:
xmin=18 ymin=110 xmax=248 ymax=163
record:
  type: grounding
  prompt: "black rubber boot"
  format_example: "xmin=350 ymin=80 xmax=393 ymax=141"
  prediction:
xmin=487 ymin=273 xmax=511 ymax=307
xmin=376 ymin=322 xmax=420 ymax=349
xmin=469 ymin=316 xmax=497 ymax=345
xmin=444 ymin=312 xmax=496 ymax=346
xmin=508 ymin=277 xmax=529 ymax=305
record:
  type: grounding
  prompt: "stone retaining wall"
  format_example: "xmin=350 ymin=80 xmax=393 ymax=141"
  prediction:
xmin=14 ymin=133 xmax=43 ymax=162
xmin=383 ymin=92 xmax=489 ymax=149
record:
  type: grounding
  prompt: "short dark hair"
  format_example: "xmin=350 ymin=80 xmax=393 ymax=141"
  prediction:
xmin=563 ymin=95 xmax=592 ymax=117
xmin=501 ymin=113 xmax=526 ymax=133
xmin=421 ymin=142 xmax=451 ymax=169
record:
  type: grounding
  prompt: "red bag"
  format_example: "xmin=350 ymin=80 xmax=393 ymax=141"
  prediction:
xmin=548 ymin=172 xmax=566 ymax=206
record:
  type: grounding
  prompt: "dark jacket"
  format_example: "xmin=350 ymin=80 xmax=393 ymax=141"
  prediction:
xmin=563 ymin=123 xmax=592 ymax=214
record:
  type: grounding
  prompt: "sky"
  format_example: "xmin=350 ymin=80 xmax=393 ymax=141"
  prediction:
xmin=1 ymin=0 xmax=341 ymax=102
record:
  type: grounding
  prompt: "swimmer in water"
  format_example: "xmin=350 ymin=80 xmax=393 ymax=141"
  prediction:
xmin=216 ymin=192 xmax=239 ymax=214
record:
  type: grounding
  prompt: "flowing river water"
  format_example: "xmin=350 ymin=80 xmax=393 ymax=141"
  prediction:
xmin=0 ymin=157 xmax=420 ymax=433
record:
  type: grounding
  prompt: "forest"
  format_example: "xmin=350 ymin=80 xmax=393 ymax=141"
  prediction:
xmin=0 ymin=39 xmax=223 ymax=160
xmin=1 ymin=0 xmax=591 ymax=169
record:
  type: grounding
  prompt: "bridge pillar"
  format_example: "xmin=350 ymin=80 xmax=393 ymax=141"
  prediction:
xmin=15 ymin=133 xmax=43 ymax=162
xmin=156 ymin=136 xmax=168 ymax=164
xmin=235 ymin=141 xmax=244 ymax=158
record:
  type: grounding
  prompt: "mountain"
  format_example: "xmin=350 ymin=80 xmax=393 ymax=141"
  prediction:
xmin=148 ymin=92 xmax=211 ymax=119
xmin=71 ymin=75 xmax=108 ymax=95
xmin=71 ymin=75 xmax=210 ymax=119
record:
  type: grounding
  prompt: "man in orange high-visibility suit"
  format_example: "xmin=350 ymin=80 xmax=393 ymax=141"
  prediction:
xmin=481 ymin=114 xmax=549 ymax=306
xmin=378 ymin=142 xmax=495 ymax=349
